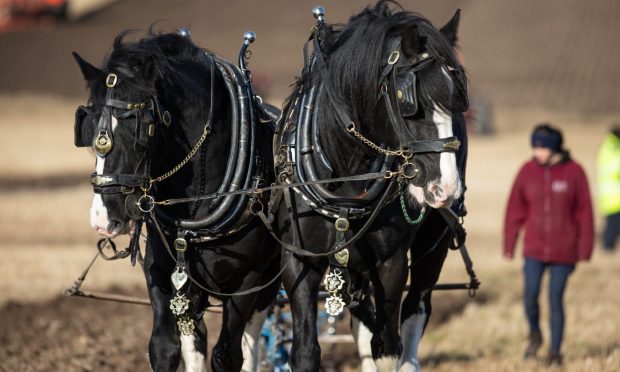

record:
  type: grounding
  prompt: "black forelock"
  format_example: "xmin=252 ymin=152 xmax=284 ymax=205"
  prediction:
xmin=89 ymin=28 xmax=211 ymax=101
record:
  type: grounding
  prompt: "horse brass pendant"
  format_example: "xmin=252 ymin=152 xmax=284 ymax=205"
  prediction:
xmin=176 ymin=316 xmax=195 ymax=336
xmin=334 ymin=248 xmax=349 ymax=267
xmin=325 ymin=294 xmax=345 ymax=316
xmin=324 ymin=269 xmax=344 ymax=293
xmin=323 ymin=268 xmax=346 ymax=315
xmin=170 ymin=293 xmax=190 ymax=316
xmin=171 ymin=267 xmax=188 ymax=290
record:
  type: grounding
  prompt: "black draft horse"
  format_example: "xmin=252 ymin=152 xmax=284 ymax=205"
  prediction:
xmin=272 ymin=2 xmax=468 ymax=371
xmin=72 ymin=31 xmax=279 ymax=371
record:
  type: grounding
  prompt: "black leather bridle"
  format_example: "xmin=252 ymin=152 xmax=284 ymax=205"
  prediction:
xmin=74 ymin=72 xmax=172 ymax=198
xmin=311 ymin=32 xmax=462 ymax=165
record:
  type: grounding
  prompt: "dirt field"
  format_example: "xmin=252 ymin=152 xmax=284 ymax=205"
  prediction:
xmin=1 ymin=0 xmax=620 ymax=371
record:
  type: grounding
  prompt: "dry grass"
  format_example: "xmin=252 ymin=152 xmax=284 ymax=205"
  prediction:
xmin=1 ymin=94 xmax=620 ymax=370
xmin=0 ymin=243 xmax=147 ymax=307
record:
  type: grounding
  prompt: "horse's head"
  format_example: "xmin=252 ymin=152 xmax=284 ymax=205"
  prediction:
xmin=393 ymin=10 xmax=468 ymax=209
xmin=319 ymin=3 xmax=468 ymax=209
xmin=72 ymin=34 xmax=173 ymax=238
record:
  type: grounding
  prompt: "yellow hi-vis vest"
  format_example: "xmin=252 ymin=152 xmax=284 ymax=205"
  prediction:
xmin=597 ymin=133 xmax=620 ymax=215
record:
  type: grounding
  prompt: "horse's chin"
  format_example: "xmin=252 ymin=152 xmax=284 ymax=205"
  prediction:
xmin=96 ymin=220 xmax=133 ymax=239
xmin=427 ymin=198 xmax=454 ymax=209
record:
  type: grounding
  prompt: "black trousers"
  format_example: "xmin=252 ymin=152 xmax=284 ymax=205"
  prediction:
xmin=603 ymin=212 xmax=620 ymax=251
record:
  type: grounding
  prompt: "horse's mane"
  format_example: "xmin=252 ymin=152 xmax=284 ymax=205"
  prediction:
xmin=283 ymin=0 xmax=466 ymax=175
xmin=90 ymin=28 xmax=212 ymax=103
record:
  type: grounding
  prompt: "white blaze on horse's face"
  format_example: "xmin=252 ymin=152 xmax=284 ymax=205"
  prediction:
xmin=90 ymin=117 xmax=121 ymax=237
xmin=408 ymin=67 xmax=462 ymax=208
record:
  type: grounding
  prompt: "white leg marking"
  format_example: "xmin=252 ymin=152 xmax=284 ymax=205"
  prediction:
xmin=374 ymin=356 xmax=398 ymax=372
xmin=180 ymin=334 xmax=206 ymax=372
xmin=399 ymin=300 xmax=427 ymax=372
xmin=241 ymin=309 xmax=268 ymax=372
xmin=354 ymin=321 xmax=377 ymax=372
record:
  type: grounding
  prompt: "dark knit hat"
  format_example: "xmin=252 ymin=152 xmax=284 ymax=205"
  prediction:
xmin=531 ymin=124 xmax=563 ymax=152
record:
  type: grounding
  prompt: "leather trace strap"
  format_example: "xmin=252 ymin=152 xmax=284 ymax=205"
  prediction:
xmin=255 ymin=179 xmax=397 ymax=258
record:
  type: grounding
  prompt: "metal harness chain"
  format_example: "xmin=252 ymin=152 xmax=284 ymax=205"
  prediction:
xmin=398 ymin=178 xmax=426 ymax=225
xmin=346 ymin=122 xmax=408 ymax=160
xmin=149 ymin=126 xmax=210 ymax=185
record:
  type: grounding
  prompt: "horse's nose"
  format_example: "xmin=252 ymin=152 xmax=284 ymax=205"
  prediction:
xmin=427 ymin=183 xmax=457 ymax=208
xmin=429 ymin=183 xmax=446 ymax=201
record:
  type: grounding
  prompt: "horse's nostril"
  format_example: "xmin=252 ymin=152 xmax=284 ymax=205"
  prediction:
xmin=429 ymin=184 xmax=445 ymax=198
xmin=107 ymin=219 xmax=124 ymax=233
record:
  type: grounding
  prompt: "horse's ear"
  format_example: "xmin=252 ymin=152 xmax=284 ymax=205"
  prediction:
xmin=72 ymin=52 xmax=103 ymax=81
xmin=440 ymin=9 xmax=461 ymax=46
xmin=402 ymin=24 xmax=425 ymax=59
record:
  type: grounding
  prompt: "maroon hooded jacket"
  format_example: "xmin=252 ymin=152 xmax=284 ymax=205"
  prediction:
xmin=503 ymin=155 xmax=594 ymax=264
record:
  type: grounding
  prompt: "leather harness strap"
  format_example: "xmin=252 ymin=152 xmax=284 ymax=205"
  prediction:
xmin=312 ymin=32 xmax=459 ymax=157
xmin=254 ymin=179 xmax=397 ymax=258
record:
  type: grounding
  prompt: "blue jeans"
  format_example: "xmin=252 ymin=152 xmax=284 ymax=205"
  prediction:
xmin=524 ymin=258 xmax=574 ymax=353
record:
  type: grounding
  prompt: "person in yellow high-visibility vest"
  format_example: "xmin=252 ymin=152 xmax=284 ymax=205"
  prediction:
xmin=596 ymin=126 xmax=620 ymax=252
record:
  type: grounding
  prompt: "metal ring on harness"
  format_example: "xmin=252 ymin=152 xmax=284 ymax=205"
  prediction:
xmin=249 ymin=198 xmax=264 ymax=215
xmin=137 ymin=194 xmax=155 ymax=213
xmin=400 ymin=161 xmax=419 ymax=179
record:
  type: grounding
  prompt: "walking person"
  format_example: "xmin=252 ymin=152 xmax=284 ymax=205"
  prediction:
xmin=503 ymin=124 xmax=594 ymax=366
xmin=596 ymin=125 xmax=620 ymax=252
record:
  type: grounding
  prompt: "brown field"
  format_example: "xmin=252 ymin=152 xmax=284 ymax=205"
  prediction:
xmin=1 ymin=0 xmax=620 ymax=371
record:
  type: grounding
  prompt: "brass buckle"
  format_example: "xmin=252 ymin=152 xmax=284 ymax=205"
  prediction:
xmin=174 ymin=237 xmax=188 ymax=252
xmin=106 ymin=73 xmax=118 ymax=88
xmin=388 ymin=51 xmax=400 ymax=65
xmin=335 ymin=217 xmax=349 ymax=232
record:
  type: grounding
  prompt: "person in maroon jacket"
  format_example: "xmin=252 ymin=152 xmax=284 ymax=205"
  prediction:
xmin=503 ymin=124 xmax=594 ymax=366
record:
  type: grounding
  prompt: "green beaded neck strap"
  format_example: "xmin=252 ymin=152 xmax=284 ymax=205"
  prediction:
xmin=398 ymin=179 xmax=426 ymax=225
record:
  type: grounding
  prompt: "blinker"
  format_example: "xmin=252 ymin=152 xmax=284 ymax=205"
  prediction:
xmin=74 ymin=105 xmax=96 ymax=147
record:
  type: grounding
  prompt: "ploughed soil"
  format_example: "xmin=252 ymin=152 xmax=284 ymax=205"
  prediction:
xmin=0 ymin=288 xmax=485 ymax=371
